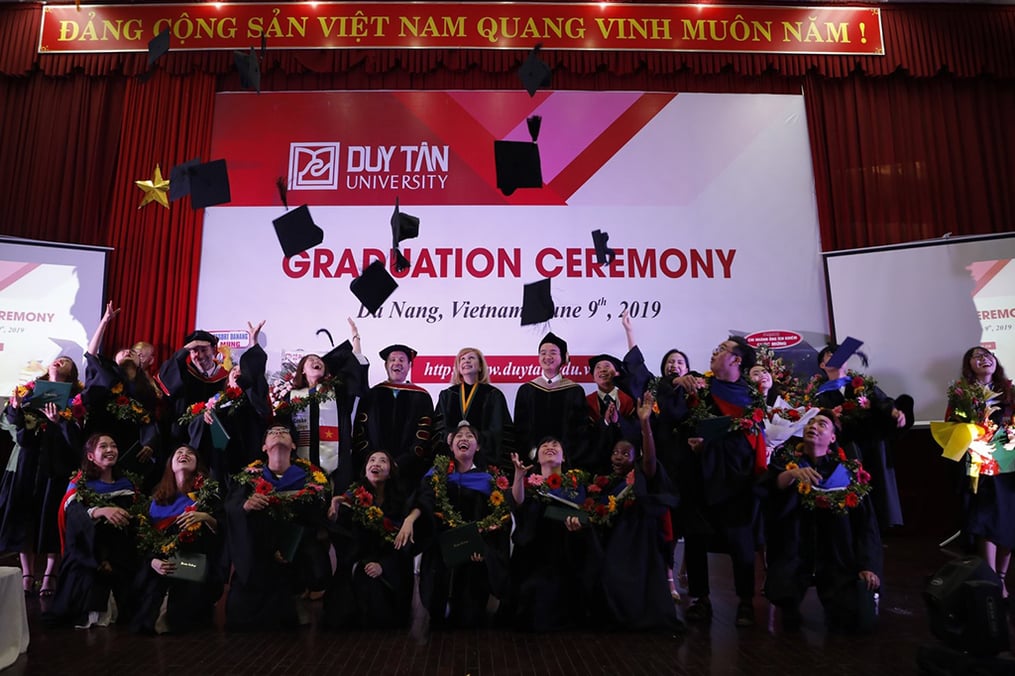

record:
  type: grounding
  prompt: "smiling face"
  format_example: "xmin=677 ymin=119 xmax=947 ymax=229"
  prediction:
xmin=611 ymin=441 xmax=636 ymax=474
xmin=803 ymin=414 xmax=837 ymax=452
xmin=171 ymin=445 xmax=198 ymax=474
xmin=536 ymin=438 xmax=565 ymax=469
xmin=227 ymin=364 xmax=241 ymax=388
xmin=385 ymin=351 xmax=410 ymax=384
xmin=538 ymin=343 xmax=563 ymax=378
xmin=593 ymin=359 xmax=618 ymax=391
xmin=189 ymin=344 xmax=217 ymax=372
xmin=968 ymin=349 xmax=997 ymax=382
xmin=450 ymin=426 xmax=479 ymax=467
xmin=87 ymin=435 xmax=119 ymax=471
xmin=302 ymin=355 xmax=326 ymax=380
xmin=365 ymin=451 xmax=392 ymax=485
xmin=749 ymin=365 xmax=773 ymax=395
xmin=49 ymin=356 xmax=75 ymax=382
xmin=710 ymin=341 xmax=742 ymax=380
xmin=457 ymin=351 xmax=479 ymax=380
xmin=663 ymin=351 xmax=688 ymax=377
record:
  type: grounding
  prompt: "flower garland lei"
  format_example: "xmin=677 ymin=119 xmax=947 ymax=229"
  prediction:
xmin=582 ymin=471 xmax=636 ymax=526
xmin=106 ymin=382 xmax=152 ymax=425
xmin=344 ymin=482 xmax=400 ymax=545
xmin=178 ymin=386 xmax=247 ymax=424
xmin=782 ymin=444 xmax=872 ymax=515
xmin=523 ymin=468 xmax=589 ymax=502
xmin=272 ymin=377 xmax=339 ymax=417
xmin=132 ymin=474 xmax=220 ymax=557
xmin=430 ymin=455 xmax=512 ymax=532
xmin=803 ymin=371 xmax=879 ymax=415
xmin=232 ymin=458 xmax=330 ymax=520
xmin=69 ymin=470 xmax=143 ymax=511
xmin=684 ymin=374 xmax=768 ymax=435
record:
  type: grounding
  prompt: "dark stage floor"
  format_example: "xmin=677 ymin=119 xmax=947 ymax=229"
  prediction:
xmin=4 ymin=534 xmax=1014 ymax=676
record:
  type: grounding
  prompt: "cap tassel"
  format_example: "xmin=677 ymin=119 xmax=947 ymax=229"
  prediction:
xmin=276 ymin=176 xmax=288 ymax=209
xmin=395 ymin=249 xmax=411 ymax=273
xmin=526 ymin=115 xmax=542 ymax=143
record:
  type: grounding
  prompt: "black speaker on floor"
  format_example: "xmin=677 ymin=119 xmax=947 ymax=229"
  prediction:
xmin=923 ymin=556 xmax=1010 ymax=657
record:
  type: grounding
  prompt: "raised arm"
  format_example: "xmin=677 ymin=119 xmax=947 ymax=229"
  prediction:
xmin=87 ymin=301 xmax=120 ymax=356
xmin=510 ymin=452 xmax=532 ymax=506
xmin=638 ymin=392 xmax=657 ymax=478
xmin=622 ymin=309 xmax=636 ymax=351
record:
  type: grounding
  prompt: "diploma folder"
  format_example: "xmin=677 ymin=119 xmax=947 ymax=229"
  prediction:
xmin=541 ymin=490 xmax=590 ymax=525
xmin=439 ymin=523 xmax=484 ymax=567
xmin=168 ymin=552 xmax=208 ymax=583
xmin=27 ymin=380 xmax=71 ymax=409
xmin=208 ymin=409 xmax=231 ymax=450
xmin=272 ymin=522 xmax=306 ymax=563
xmin=695 ymin=416 xmax=733 ymax=443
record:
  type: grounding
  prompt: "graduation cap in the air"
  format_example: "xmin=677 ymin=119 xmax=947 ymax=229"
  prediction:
xmin=234 ymin=46 xmax=261 ymax=93
xmin=390 ymin=197 xmax=420 ymax=272
xmin=521 ymin=277 xmax=554 ymax=326
xmin=168 ymin=157 xmax=200 ymax=202
xmin=494 ymin=116 xmax=543 ymax=197
xmin=273 ymin=205 xmax=324 ymax=258
xmin=138 ymin=29 xmax=170 ymax=82
xmin=591 ymin=229 xmax=616 ymax=266
xmin=824 ymin=336 xmax=864 ymax=370
xmin=351 ymin=260 xmax=398 ymax=316
xmin=189 ymin=159 xmax=231 ymax=209
xmin=518 ymin=44 xmax=551 ymax=98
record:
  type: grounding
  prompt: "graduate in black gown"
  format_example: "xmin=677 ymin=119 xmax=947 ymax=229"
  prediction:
xmin=323 ymin=450 xmax=413 ymax=630
xmin=433 ymin=348 xmax=515 ymax=471
xmin=508 ymin=439 xmax=601 ymax=632
xmin=584 ymin=354 xmax=640 ymax=474
xmin=131 ymin=445 xmax=224 ymax=634
xmin=224 ymin=425 xmax=330 ymax=630
xmin=669 ymin=336 xmax=767 ymax=628
xmin=596 ymin=392 xmax=683 ymax=633
xmin=809 ymin=343 xmax=911 ymax=532
xmin=352 ymin=343 xmax=434 ymax=495
xmin=44 ymin=433 xmax=141 ymax=628
xmin=401 ymin=422 xmax=511 ymax=629
xmin=80 ymin=302 xmax=161 ymax=487
xmin=188 ymin=321 xmax=272 ymax=486
xmin=763 ymin=410 xmax=883 ymax=632
xmin=1 ymin=355 xmax=84 ymax=597
xmin=513 ymin=332 xmax=587 ymax=463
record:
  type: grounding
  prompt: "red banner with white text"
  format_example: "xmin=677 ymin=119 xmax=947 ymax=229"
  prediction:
xmin=40 ymin=3 xmax=884 ymax=56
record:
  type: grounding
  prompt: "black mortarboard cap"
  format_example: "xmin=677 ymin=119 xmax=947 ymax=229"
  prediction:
xmin=380 ymin=344 xmax=418 ymax=362
xmin=234 ymin=47 xmax=261 ymax=93
xmin=148 ymin=29 xmax=170 ymax=67
xmin=825 ymin=336 xmax=864 ymax=370
xmin=272 ymin=205 xmax=324 ymax=258
xmin=391 ymin=197 xmax=420 ymax=272
xmin=539 ymin=331 xmax=568 ymax=360
xmin=183 ymin=330 xmax=219 ymax=349
xmin=591 ymin=229 xmax=616 ymax=266
xmin=495 ymin=141 xmax=542 ymax=197
xmin=351 ymin=261 xmax=397 ymax=316
xmin=518 ymin=44 xmax=551 ymax=98
xmin=521 ymin=278 xmax=554 ymax=326
xmin=189 ymin=159 xmax=231 ymax=209
xmin=588 ymin=353 xmax=623 ymax=374
xmin=169 ymin=157 xmax=200 ymax=202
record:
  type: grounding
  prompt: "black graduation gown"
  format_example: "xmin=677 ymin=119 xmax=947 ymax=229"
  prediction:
xmin=813 ymin=379 xmax=909 ymax=530
xmin=223 ymin=475 xmax=326 ymax=631
xmin=415 ymin=469 xmax=510 ymax=628
xmin=43 ymin=480 xmax=140 ymax=627
xmin=584 ymin=389 xmax=641 ymax=474
xmin=130 ymin=500 xmax=225 ymax=634
xmin=352 ymin=382 xmax=434 ymax=494
xmin=434 ymin=384 xmax=514 ymax=470
xmin=81 ymin=352 xmax=161 ymax=484
xmin=509 ymin=490 xmax=603 ymax=632
xmin=323 ymin=491 xmax=413 ymax=630
xmin=598 ymin=466 xmax=682 ymax=632
xmin=513 ymin=378 xmax=588 ymax=464
xmin=156 ymin=348 xmax=229 ymax=463
xmin=762 ymin=451 xmax=884 ymax=631
xmin=0 ymin=405 xmax=80 ymax=555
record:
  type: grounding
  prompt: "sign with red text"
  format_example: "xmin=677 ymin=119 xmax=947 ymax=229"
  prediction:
xmin=40 ymin=3 xmax=884 ymax=56
xmin=195 ymin=90 xmax=829 ymax=407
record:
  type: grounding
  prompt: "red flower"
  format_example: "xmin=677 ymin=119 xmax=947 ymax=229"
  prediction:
xmin=354 ymin=486 xmax=373 ymax=506
xmin=842 ymin=401 xmax=857 ymax=411
xmin=179 ymin=529 xmax=197 ymax=543
xmin=382 ymin=517 xmax=396 ymax=532
xmin=545 ymin=473 xmax=562 ymax=490
xmin=595 ymin=504 xmax=608 ymax=517
xmin=594 ymin=475 xmax=610 ymax=488
xmin=447 ymin=461 xmax=455 ymax=475
xmin=844 ymin=493 xmax=859 ymax=508
xmin=583 ymin=498 xmax=595 ymax=509
xmin=225 ymin=386 xmax=242 ymax=399
xmin=116 ymin=395 xmax=130 ymax=406
xmin=588 ymin=484 xmax=602 ymax=495
xmin=254 ymin=477 xmax=273 ymax=495
xmin=192 ymin=474 xmax=205 ymax=490
xmin=496 ymin=476 xmax=510 ymax=490
xmin=189 ymin=402 xmax=206 ymax=415
xmin=837 ymin=448 xmax=847 ymax=462
xmin=851 ymin=376 xmax=864 ymax=389
xmin=815 ymin=495 xmax=829 ymax=509
xmin=786 ymin=410 xmax=801 ymax=421
xmin=857 ymin=468 xmax=871 ymax=485
xmin=184 ymin=504 xmax=196 ymax=513
xmin=751 ymin=408 xmax=765 ymax=423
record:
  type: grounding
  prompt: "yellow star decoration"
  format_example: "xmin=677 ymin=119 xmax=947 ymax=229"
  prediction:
xmin=135 ymin=164 xmax=170 ymax=209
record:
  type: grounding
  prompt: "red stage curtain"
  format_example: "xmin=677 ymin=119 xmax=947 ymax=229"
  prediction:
xmin=804 ymin=73 xmax=1015 ymax=251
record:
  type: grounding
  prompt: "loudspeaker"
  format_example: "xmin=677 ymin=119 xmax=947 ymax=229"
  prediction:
xmin=924 ymin=556 xmax=1010 ymax=657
